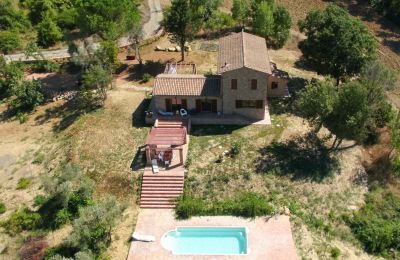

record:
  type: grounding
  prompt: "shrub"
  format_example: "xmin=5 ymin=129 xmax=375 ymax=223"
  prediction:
xmin=37 ymin=16 xmax=63 ymax=48
xmin=29 ymin=60 xmax=60 ymax=73
xmin=142 ymin=73 xmax=152 ymax=83
xmin=348 ymin=188 xmax=400 ymax=256
xmin=9 ymin=80 xmax=44 ymax=112
xmin=330 ymin=247 xmax=341 ymax=258
xmin=16 ymin=112 xmax=29 ymax=124
xmin=33 ymin=195 xmax=47 ymax=207
xmin=17 ymin=178 xmax=31 ymax=190
xmin=229 ymin=192 xmax=273 ymax=218
xmin=175 ymin=196 xmax=205 ymax=219
xmin=175 ymin=192 xmax=274 ymax=219
xmin=65 ymin=197 xmax=125 ymax=255
xmin=0 ymin=202 xmax=6 ymax=214
xmin=231 ymin=140 xmax=243 ymax=157
xmin=0 ymin=30 xmax=21 ymax=54
xmin=0 ymin=208 xmax=42 ymax=235
xmin=55 ymin=209 xmax=72 ymax=227
xmin=20 ymin=236 xmax=48 ymax=260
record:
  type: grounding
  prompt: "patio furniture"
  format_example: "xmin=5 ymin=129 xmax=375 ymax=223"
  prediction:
xmin=158 ymin=109 xmax=174 ymax=116
xmin=132 ymin=233 xmax=155 ymax=242
xmin=152 ymin=159 xmax=159 ymax=173
xmin=180 ymin=108 xmax=188 ymax=116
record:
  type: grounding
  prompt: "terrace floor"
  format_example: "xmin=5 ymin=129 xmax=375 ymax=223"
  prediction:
xmin=127 ymin=210 xmax=298 ymax=260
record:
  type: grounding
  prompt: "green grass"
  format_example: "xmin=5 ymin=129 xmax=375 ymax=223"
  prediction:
xmin=184 ymin=116 xmax=368 ymax=258
xmin=0 ymin=202 xmax=6 ymax=214
xmin=17 ymin=178 xmax=31 ymax=190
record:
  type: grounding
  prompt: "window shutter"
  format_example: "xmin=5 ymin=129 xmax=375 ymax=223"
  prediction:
xmin=251 ymin=79 xmax=257 ymax=90
xmin=165 ymin=99 xmax=172 ymax=112
xmin=195 ymin=99 xmax=202 ymax=112
xmin=231 ymin=79 xmax=237 ymax=89
xmin=256 ymin=100 xmax=263 ymax=109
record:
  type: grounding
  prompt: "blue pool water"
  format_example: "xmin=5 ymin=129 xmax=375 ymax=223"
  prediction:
xmin=161 ymin=227 xmax=248 ymax=255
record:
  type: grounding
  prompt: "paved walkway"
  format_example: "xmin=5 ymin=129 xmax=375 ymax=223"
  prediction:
xmin=3 ymin=0 xmax=163 ymax=62
xmin=128 ymin=210 xmax=298 ymax=260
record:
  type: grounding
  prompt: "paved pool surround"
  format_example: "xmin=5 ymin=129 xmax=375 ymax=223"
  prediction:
xmin=128 ymin=210 xmax=298 ymax=260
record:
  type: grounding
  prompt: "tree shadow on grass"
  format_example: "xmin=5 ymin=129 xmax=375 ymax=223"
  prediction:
xmin=125 ymin=60 xmax=165 ymax=82
xmin=190 ymin=125 xmax=244 ymax=137
xmin=255 ymin=133 xmax=340 ymax=182
xmin=35 ymin=98 xmax=95 ymax=132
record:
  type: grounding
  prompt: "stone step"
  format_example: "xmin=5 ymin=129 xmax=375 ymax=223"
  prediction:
xmin=140 ymin=200 xmax=175 ymax=205
xmin=141 ymin=190 xmax=183 ymax=194
xmin=140 ymin=204 xmax=176 ymax=209
xmin=140 ymin=193 xmax=181 ymax=198
xmin=142 ymin=183 xmax=184 ymax=188
xmin=141 ymin=187 xmax=183 ymax=192
xmin=142 ymin=180 xmax=184 ymax=185
xmin=140 ymin=197 xmax=177 ymax=202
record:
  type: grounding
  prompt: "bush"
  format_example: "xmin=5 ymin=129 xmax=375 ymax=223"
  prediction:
xmin=0 ymin=202 xmax=6 ymax=214
xmin=142 ymin=73 xmax=152 ymax=83
xmin=37 ymin=16 xmax=63 ymax=48
xmin=0 ymin=208 xmax=42 ymax=235
xmin=55 ymin=209 xmax=72 ymax=227
xmin=330 ymin=247 xmax=341 ymax=258
xmin=17 ymin=178 xmax=31 ymax=190
xmin=34 ymin=195 xmax=47 ymax=207
xmin=29 ymin=60 xmax=60 ymax=73
xmin=231 ymin=140 xmax=243 ymax=157
xmin=16 ymin=112 xmax=29 ymax=124
xmin=175 ymin=192 xmax=274 ymax=219
xmin=348 ymin=188 xmax=400 ymax=256
xmin=33 ymin=152 xmax=45 ymax=164
xmin=65 ymin=197 xmax=125 ymax=255
xmin=0 ymin=30 xmax=21 ymax=54
xmin=175 ymin=196 xmax=205 ymax=219
xmin=9 ymin=80 xmax=44 ymax=112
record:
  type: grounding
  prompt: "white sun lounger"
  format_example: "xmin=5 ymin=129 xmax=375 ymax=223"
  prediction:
xmin=152 ymin=159 xmax=159 ymax=173
xmin=132 ymin=233 xmax=155 ymax=242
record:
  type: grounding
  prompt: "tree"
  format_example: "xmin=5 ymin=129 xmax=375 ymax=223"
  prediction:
xmin=298 ymin=5 xmax=376 ymax=84
xmin=37 ymin=15 xmax=63 ymax=48
xmin=76 ymin=0 xmax=140 ymax=41
xmin=325 ymin=81 xmax=371 ymax=148
xmin=25 ymin=0 xmax=56 ymax=25
xmin=297 ymin=77 xmax=391 ymax=149
xmin=80 ymin=65 xmax=113 ymax=107
xmin=272 ymin=5 xmax=291 ymax=48
xmin=232 ymin=0 xmax=250 ymax=28
xmin=252 ymin=1 xmax=274 ymax=40
xmin=9 ymin=80 xmax=44 ymax=111
xmin=204 ymin=11 xmax=236 ymax=35
xmin=0 ymin=30 xmax=21 ymax=54
xmin=128 ymin=24 xmax=144 ymax=65
xmin=389 ymin=111 xmax=400 ymax=160
xmin=0 ymin=0 xmax=30 ymax=31
xmin=65 ymin=197 xmax=125 ymax=255
xmin=0 ymin=58 xmax=24 ymax=98
xmin=163 ymin=0 xmax=203 ymax=61
xmin=296 ymin=79 xmax=337 ymax=132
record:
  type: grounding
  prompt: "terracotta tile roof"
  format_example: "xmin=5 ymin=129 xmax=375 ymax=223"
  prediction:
xmin=153 ymin=74 xmax=221 ymax=97
xmin=218 ymin=32 xmax=272 ymax=74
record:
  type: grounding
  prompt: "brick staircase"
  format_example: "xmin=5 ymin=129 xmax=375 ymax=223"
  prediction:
xmin=140 ymin=170 xmax=184 ymax=209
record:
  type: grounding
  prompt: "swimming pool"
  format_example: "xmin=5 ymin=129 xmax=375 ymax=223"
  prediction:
xmin=161 ymin=227 xmax=248 ymax=255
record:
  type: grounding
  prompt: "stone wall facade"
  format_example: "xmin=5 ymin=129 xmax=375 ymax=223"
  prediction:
xmin=221 ymin=68 xmax=269 ymax=120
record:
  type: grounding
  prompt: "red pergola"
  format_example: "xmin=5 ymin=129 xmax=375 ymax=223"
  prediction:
xmin=145 ymin=127 xmax=187 ymax=146
xmin=145 ymin=127 xmax=187 ymax=167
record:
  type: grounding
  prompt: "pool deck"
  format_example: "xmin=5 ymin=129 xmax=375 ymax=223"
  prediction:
xmin=127 ymin=210 xmax=298 ymax=260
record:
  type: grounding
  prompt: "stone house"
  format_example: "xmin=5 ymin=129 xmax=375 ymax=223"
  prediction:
xmin=150 ymin=32 xmax=289 ymax=123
